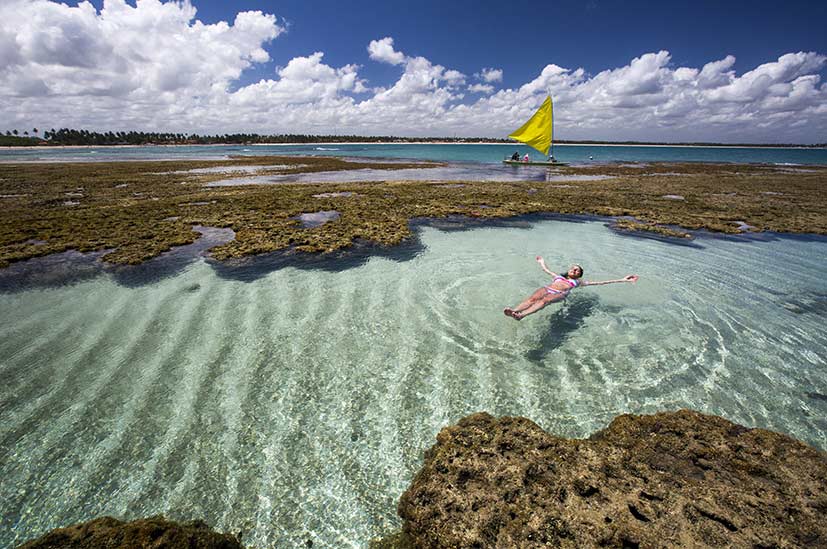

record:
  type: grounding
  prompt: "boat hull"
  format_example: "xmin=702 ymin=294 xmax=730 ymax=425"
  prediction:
xmin=502 ymin=160 xmax=569 ymax=166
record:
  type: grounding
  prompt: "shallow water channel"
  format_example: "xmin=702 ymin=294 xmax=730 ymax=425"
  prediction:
xmin=1 ymin=219 xmax=826 ymax=547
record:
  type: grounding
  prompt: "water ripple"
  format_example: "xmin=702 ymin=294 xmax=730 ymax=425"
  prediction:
xmin=2 ymin=220 xmax=826 ymax=547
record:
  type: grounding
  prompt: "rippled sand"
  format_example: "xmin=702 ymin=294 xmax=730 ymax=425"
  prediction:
xmin=1 ymin=220 xmax=826 ymax=547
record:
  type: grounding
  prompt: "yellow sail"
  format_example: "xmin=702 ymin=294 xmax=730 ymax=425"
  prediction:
xmin=508 ymin=95 xmax=553 ymax=156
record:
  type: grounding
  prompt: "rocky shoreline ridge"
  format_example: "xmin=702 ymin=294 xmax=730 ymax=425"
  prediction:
xmin=17 ymin=410 xmax=827 ymax=548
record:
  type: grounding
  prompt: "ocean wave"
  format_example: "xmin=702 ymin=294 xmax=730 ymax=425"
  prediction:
xmin=314 ymin=147 xmax=340 ymax=151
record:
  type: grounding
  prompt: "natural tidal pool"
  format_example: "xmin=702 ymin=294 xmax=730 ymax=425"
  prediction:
xmin=1 ymin=219 xmax=826 ymax=547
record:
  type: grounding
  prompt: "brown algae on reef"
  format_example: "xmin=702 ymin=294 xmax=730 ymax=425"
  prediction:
xmin=0 ymin=156 xmax=826 ymax=267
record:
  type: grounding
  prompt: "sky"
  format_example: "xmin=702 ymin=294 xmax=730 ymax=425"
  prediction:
xmin=1 ymin=0 xmax=826 ymax=143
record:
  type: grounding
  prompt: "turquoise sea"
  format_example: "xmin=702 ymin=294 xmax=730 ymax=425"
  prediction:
xmin=1 ymin=217 xmax=826 ymax=547
xmin=1 ymin=144 xmax=827 ymax=547
xmin=2 ymin=142 xmax=827 ymax=165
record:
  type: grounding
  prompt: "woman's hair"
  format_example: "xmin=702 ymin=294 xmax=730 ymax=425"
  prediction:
xmin=563 ymin=264 xmax=584 ymax=279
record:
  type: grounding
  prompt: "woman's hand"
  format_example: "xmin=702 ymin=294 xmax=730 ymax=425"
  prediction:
xmin=624 ymin=274 xmax=639 ymax=282
xmin=536 ymin=255 xmax=544 ymax=264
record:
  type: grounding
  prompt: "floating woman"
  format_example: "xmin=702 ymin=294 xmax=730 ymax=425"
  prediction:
xmin=504 ymin=256 xmax=638 ymax=320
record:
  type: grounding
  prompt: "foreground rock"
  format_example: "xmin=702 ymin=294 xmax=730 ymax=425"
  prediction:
xmin=398 ymin=410 xmax=827 ymax=548
xmin=17 ymin=515 xmax=242 ymax=549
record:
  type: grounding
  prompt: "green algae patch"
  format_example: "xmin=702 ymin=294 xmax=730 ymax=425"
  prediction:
xmin=1 ymin=158 xmax=826 ymax=267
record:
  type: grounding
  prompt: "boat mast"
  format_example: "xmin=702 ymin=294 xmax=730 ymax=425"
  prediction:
xmin=547 ymin=89 xmax=554 ymax=160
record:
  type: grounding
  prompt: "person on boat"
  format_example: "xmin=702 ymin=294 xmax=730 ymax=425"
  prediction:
xmin=504 ymin=256 xmax=638 ymax=320
xmin=511 ymin=151 xmax=520 ymax=161
xmin=522 ymin=153 xmax=530 ymax=162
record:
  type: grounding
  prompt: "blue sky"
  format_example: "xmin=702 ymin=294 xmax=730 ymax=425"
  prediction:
xmin=77 ymin=0 xmax=827 ymax=94
xmin=2 ymin=0 xmax=827 ymax=142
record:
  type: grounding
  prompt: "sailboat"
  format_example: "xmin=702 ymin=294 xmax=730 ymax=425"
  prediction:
xmin=503 ymin=95 xmax=567 ymax=166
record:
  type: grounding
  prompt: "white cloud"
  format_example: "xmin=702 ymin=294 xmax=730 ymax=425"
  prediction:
xmin=444 ymin=70 xmax=466 ymax=87
xmin=449 ymin=51 xmax=827 ymax=142
xmin=367 ymin=37 xmax=405 ymax=65
xmin=674 ymin=67 xmax=698 ymax=81
xmin=697 ymin=55 xmax=736 ymax=89
xmin=519 ymin=63 xmax=585 ymax=96
xmin=231 ymin=53 xmax=364 ymax=106
xmin=0 ymin=0 xmax=284 ymax=100
xmin=469 ymin=84 xmax=494 ymax=94
xmin=477 ymin=67 xmax=503 ymax=83
xmin=0 ymin=2 xmax=825 ymax=143
xmin=599 ymin=51 xmax=672 ymax=96
xmin=704 ymin=51 xmax=826 ymax=103
xmin=365 ymin=40 xmax=466 ymax=121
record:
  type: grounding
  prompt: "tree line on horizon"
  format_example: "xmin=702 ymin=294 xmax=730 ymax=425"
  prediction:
xmin=1 ymin=128 xmax=824 ymax=148
xmin=0 ymin=128 xmax=511 ymax=147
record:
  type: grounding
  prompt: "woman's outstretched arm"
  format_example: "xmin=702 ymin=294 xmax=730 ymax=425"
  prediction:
xmin=582 ymin=275 xmax=639 ymax=286
xmin=535 ymin=256 xmax=557 ymax=277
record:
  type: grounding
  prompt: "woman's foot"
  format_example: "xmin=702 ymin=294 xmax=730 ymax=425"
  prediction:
xmin=512 ymin=311 xmax=524 ymax=320
xmin=504 ymin=308 xmax=515 ymax=318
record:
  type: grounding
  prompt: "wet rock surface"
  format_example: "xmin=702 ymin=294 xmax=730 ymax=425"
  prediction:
xmin=398 ymin=410 xmax=827 ymax=548
xmin=17 ymin=515 xmax=242 ymax=549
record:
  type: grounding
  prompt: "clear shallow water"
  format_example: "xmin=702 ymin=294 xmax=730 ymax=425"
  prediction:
xmin=3 ymin=142 xmax=827 ymax=165
xmin=1 ymin=220 xmax=826 ymax=547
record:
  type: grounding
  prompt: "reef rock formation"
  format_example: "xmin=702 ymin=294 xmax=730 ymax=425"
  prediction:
xmin=398 ymin=410 xmax=827 ymax=548
xmin=17 ymin=515 xmax=242 ymax=549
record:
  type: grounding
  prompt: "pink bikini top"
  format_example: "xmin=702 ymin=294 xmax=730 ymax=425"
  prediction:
xmin=553 ymin=275 xmax=579 ymax=288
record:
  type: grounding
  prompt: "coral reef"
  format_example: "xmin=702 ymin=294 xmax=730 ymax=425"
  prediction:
xmin=17 ymin=515 xmax=242 ymax=549
xmin=397 ymin=410 xmax=827 ymax=548
xmin=1 ymin=159 xmax=826 ymax=268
